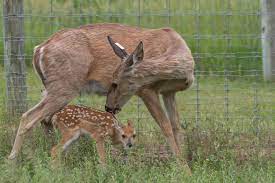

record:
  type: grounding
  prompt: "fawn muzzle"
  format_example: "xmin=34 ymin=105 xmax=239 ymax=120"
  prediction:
xmin=126 ymin=138 xmax=133 ymax=148
xmin=126 ymin=143 xmax=133 ymax=148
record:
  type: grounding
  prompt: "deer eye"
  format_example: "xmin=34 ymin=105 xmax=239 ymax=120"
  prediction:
xmin=122 ymin=134 xmax=126 ymax=138
xmin=133 ymin=134 xmax=136 ymax=138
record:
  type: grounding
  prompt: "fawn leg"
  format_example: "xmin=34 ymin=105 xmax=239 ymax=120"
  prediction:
xmin=51 ymin=130 xmax=81 ymax=160
xmin=95 ymin=139 xmax=106 ymax=165
xmin=41 ymin=118 xmax=55 ymax=145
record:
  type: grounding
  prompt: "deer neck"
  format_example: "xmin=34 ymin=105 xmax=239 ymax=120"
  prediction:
xmin=128 ymin=57 xmax=194 ymax=88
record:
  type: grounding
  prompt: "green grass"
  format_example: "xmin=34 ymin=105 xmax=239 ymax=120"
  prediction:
xmin=0 ymin=0 xmax=262 ymax=71
xmin=0 ymin=67 xmax=274 ymax=182
xmin=0 ymin=155 xmax=274 ymax=182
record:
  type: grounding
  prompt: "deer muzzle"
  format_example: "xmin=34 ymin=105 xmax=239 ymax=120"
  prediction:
xmin=105 ymin=105 xmax=121 ymax=114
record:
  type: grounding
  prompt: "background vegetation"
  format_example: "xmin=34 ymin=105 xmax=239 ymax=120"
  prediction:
xmin=0 ymin=69 xmax=274 ymax=182
xmin=0 ymin=0 xmax=261 ymax=71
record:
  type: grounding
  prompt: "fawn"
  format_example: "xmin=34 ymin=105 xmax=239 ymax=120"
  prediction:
xmin=50 ymin=105 xmax=136 ymax=164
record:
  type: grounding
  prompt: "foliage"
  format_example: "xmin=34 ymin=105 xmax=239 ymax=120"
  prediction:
xmin=0 ymin=0 xmax=261 ymax=71
xmin=0 ymin=68 xmax=274 ymax=182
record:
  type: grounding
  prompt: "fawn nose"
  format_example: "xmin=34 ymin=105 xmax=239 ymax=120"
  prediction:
xmin=127 ymin=143 xmax=133 ymax=148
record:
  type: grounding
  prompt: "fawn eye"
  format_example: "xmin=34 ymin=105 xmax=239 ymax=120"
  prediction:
xmin=133 ymin=134 xmax=136 ymax=138
xmin=122 ymin=134 xmax=126 ymax=138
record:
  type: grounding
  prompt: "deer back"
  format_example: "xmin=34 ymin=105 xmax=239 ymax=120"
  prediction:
xmin=32 ymin=23 xmax=191 ymax=96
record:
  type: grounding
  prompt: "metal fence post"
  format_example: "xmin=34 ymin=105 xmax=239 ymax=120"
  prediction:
xmin=262 ymin=0 xmax=275 ymax=81
xmin=3 ymin=0 xmax=27 ymax=116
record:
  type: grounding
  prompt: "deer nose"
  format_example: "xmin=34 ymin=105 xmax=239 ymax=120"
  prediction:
xmin=105 ymin=105 xmax=121 ymax=114
xmin=114 ymin=107 xmax=121 ymax=114
xmin=105 ymin=105 xmax=113 ymax=113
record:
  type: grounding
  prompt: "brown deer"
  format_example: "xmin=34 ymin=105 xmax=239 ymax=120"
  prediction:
xmin=8 ymin=23 xmax=194 ymax=173
xmin=50 ymin=105 xmax=135 ymax=164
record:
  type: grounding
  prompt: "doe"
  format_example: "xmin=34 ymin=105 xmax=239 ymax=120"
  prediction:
xmin=50 ymin=105 xmax=136 ymax=164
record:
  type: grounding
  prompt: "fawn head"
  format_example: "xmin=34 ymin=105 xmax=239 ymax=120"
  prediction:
xmin=114 ymin=120 xmax=136 ymax=149
xmin=105 ymin=36 xmax=144 ymax=114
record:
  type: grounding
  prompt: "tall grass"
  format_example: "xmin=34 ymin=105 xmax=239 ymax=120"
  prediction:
xmin=1 ymin=0 xmax=261 ymax=71
xmin=0 ymin=67 xmax=274 ymax=182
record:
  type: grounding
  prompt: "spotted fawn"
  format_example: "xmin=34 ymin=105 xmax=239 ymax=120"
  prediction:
xmin=51 ymin=105 xmax=136 ymax=164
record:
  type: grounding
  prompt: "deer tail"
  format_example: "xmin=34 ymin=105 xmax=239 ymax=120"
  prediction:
xmin=33 ymin=45 xmax=47 ymax=87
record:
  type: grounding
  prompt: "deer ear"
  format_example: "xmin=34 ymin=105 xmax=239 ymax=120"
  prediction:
xmin=107 ymin=36 xmax=128 ymax=60
xmin=126 ymin=41 xmax=144 ymax=68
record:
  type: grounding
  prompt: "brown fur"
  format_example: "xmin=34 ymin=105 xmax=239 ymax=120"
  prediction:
xmin=50 ymin=105 xmax=135 ymax=164
xmin=33 ymin=23 xmax=193 ymax=91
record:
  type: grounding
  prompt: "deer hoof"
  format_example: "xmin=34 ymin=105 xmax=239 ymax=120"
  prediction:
xmin=8 ymin=151 xmax=17 ymax=160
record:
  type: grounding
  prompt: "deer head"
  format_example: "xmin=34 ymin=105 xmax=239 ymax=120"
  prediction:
xmin=105 ymin=36 xmax=144 ymax=114
xmin=113 ymin=120 xmax=136 ymax=148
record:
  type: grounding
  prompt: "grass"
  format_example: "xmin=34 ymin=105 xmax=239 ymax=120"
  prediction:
xmin=0 ymin=0 xmax=262 ymax=71
xmin=0 ymin=66 xmax=274 ymax=182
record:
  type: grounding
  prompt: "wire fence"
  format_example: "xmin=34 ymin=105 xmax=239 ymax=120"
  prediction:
xmin=1 ymin=0 xmax=274 ymax=157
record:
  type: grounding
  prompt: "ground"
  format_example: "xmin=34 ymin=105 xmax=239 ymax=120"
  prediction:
xmin=0 ymin=68 xmax=274 ymax=182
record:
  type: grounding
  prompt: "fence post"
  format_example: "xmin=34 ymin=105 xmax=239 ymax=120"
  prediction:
xmin=262 ymin=0 xmax=275 ymax=81
xmin=3 ymin=0 xmax=27 ymax=116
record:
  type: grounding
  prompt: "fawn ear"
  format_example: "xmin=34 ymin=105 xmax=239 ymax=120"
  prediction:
xmin=107 ymin=35 xmax=128 ymax=60
xmin=127 ymin=120 xmax=134 ymax=127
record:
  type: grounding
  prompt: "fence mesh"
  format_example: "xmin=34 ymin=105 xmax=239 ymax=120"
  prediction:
xmin=0 ymin=0 xmax=274 ymax=159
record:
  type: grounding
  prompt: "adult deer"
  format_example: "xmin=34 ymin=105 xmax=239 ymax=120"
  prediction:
xmin=8 ymin=23 xmax=194 ymax=171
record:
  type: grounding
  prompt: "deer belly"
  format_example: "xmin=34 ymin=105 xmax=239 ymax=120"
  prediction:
xmin=159 ymin=79 xmax=191 ymax=93
xmin=80 ymin=80 xmax=108 ymax=96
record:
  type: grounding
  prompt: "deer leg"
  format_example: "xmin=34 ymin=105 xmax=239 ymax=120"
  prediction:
xmin=8 ymin=93 xmax=75 ymax=160
xmin=139 ymin=89 xmax=191 ymax=175
xmin=41 ymin=118 xmax=55 ymax=145
xmin=41 ymin=119 xmax=54 ymax=135
xmin=8 ymin=96 xmax=48 ymax=160
xmin=162 ymin=92 xmax=182 ymax=147
xmin=138 ymin=89 xmax=180 ymax=156
xmin=95 ymin=139 xmax=106 ymax=165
